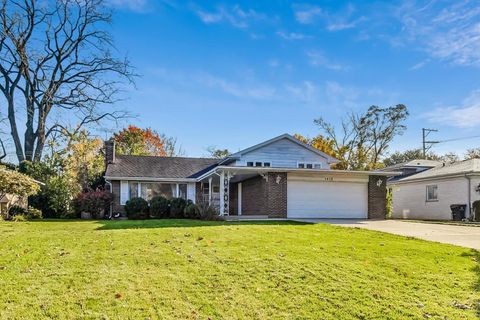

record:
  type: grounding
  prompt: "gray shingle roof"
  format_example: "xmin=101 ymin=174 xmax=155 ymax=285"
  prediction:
xmin=379 ymin=159 xmax=441 ymax=171
xmin=398 ymin=159 xmax=480 ymax=182
xmin=105 ymin=155 xmax=219 ymax=179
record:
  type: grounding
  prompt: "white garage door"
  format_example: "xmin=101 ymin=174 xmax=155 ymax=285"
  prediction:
xmin=287 ymin=179 xmax=368 ymax=218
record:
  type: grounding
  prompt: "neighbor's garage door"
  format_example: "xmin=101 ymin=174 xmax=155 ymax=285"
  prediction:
xmin=287 ymin=178 xmax=368 ymax=219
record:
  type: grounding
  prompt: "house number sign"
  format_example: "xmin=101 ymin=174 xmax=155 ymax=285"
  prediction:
xmin=324 ymin=177 xmax=334 ymax=182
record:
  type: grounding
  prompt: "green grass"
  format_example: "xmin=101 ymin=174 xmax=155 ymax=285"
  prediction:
xmin=0 ymin=219 xmax=478 ymax=319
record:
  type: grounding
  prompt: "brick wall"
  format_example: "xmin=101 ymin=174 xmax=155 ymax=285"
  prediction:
xmin=368 ymin=175 xmax=387 ymax=219
xmin=105 ymin=139 xmax=115 ymax=167
xmin=241 ymin=176 xmax=267 ymax=215
xmin=240 ymin=173 xmax=287 ymax=217
xmin=265 ymin=172 xmax=287 ymax=218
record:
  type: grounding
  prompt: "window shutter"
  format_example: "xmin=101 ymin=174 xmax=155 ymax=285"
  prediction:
xmin=120 ymin=181 xmax=129 ymax=205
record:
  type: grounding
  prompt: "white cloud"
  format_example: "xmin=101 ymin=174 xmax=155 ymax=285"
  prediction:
xmin=394 ymin=0 xmax=480 ymax=66
xmin=422 ymin=90 xmax=480 ymax=128
xmin=410 ymin=59 xmax=429 ymax=70
xmin=106 ymin=0 xmax=149 ymax=12
xmin=285 ymin=81 xmax=316 ymax=103
xmin=306 ymin=51 xmax=348 ymax=71
xmin=194 ymin=5 xmax=265 ymax=29
xmin=293 ymin=3 xmax=365 ymax=31
xmin=293 ymin=5 xmax=323 ymax=24
xmin=194 ymin=73 xmax=276 ymax=100
xmin=276 ymin=31 xmax=311 ymax=40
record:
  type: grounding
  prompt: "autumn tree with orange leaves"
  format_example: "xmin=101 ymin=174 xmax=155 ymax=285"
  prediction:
xmin=113 ymin=126 xmax=182 ymax=157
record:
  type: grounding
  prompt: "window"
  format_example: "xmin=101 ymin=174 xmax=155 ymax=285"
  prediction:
xmin=426 ymin=185 xmax=438 ymax=202
xmin=178 ymin=184 xmax=187 ymax=199
xmin=129 ymin=182 xmax=139 ymax=199
xmin=246 ymin=161 xmax=271 ymax=167
xmin=298 ymin=162 xmax=322 ymax=169
xmin=141 ymin=183 xmax=176 ymax=201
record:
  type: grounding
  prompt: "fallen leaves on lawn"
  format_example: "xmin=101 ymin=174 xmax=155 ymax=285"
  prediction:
xmin=115 ymin=293 xmax=122 ymax=299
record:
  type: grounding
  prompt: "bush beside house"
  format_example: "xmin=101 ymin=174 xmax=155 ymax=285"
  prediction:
xmin=125 ymin=197 xmax=150 ymax=219
xmin=123 ymin=196 xmax=218 ymax=221
xmin=73 ymin=190 xmax=114 ymax=219
xmin=150 ymin=196 xmax=170 ymax=218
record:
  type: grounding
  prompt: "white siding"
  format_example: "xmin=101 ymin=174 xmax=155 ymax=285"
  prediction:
xmin=234 ymin=137 xmax=329 ymax=168
xmin=391 ymin=177 xmax=480 ymax=220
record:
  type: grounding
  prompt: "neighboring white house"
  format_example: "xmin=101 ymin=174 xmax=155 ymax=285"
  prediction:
xmin=389 ymin=159 xmax=480 ymax=220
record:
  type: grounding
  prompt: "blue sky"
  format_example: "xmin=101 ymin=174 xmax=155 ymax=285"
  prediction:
xmin=106 ymin=0 xmax=480 ymax=157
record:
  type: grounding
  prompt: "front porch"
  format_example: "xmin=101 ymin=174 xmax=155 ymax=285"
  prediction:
xmin=196 ymin=168 xmax=288 ymax=218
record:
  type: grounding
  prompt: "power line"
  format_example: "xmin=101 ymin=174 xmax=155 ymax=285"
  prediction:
xmin=437 ymin=134 xmax=480 ymax=143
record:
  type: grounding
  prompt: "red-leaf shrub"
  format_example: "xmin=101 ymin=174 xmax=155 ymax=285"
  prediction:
xmin=73 ymin=190 xmax=114 ymax=219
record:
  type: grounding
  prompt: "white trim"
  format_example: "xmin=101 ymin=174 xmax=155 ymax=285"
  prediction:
xmin=238 ymin=182 xmax=242 ymax=216
xmin=120 ymin=181 xmax=129 ymax=205
xmin=104 ymin=176 xmax=196 ymax=182
xmin=196 ymin=165 xmax=397 ymax=181
xmin=208 ymin=177 xmax=212 ymax=203
xmin=219 ymin=171 xmax=225 ymax=216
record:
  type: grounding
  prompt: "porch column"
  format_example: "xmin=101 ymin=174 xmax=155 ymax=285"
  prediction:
xmin=219 ymin=171 xmax=230 ymax=216
xmin=208 ymin=177 xmax=212 ymax=203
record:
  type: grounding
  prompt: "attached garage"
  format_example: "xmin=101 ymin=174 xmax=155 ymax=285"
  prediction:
xmin=287 ymin=175 xmax=369 ymax=219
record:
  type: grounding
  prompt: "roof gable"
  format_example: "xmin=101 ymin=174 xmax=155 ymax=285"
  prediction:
xmin=228 ymin=134 xmax=339 ymax=163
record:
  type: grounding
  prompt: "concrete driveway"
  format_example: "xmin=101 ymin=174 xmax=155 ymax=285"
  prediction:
xmin=296 ymin=219 xmax=480 ymax=249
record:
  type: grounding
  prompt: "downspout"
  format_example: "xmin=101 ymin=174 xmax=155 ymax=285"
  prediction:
xmin=105 ymin=179 xmax=113 ymax=217
xmin=465 ymin=174 xmax=472 ymax=220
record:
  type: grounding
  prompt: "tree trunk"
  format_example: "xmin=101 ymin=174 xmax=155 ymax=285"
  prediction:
xmin=7 ymin=96 xmax=25 ymax=162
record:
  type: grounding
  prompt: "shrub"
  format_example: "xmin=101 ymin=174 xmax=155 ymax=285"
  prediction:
xmin=184 ymin=200 xmax=200 ymax=219
xmin=26 ymin=207 xmax=43 ymax=220
xmin=150 ymin=196 xmax=170 ymax=218
xmin=197 ymin=201 xmax=222 ymax=221
xmin=8 ymin=205 xmax=27 ymax=216
xmin=472 ymin=200 xmax=480 ymax=222
xmin=125 ymin=197 xmax=149 ymax=219
xmin=12 ymin=215 xmax=26 ymax=222
xmin=169 ymin=197 xmax=187 ymax=218
xmin=73 ymin=190 xmax=114 ymax=219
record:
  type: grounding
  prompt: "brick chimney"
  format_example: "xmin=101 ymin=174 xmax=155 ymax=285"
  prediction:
xmin=105 ymin=139 xmax=116 ymax=166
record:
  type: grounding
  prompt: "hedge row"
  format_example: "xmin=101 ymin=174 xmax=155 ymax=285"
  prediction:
xmin=124 ymin=196 xmax=216 ymax=220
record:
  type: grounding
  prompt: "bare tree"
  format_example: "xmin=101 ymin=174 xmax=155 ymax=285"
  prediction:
xmin=315 ymin=104 xmax=409 ymax=170
xmin=0 ymin=0 xmax=135 ymax=162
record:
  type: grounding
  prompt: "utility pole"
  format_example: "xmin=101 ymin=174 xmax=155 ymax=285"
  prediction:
xmin=422 ymin=128 xmax=439 ymax=159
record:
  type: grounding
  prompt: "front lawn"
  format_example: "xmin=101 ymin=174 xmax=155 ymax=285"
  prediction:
xmin=0 ymin=219 xmax=478 ymax=319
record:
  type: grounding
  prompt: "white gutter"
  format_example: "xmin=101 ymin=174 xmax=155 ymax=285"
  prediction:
xmin=195 ymin=165 xmax=398 ymax=181
xmin=465 ymin=174 xmax=472 ymax=219
xmin=103 ymin=176 xmax=197 ymax=182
